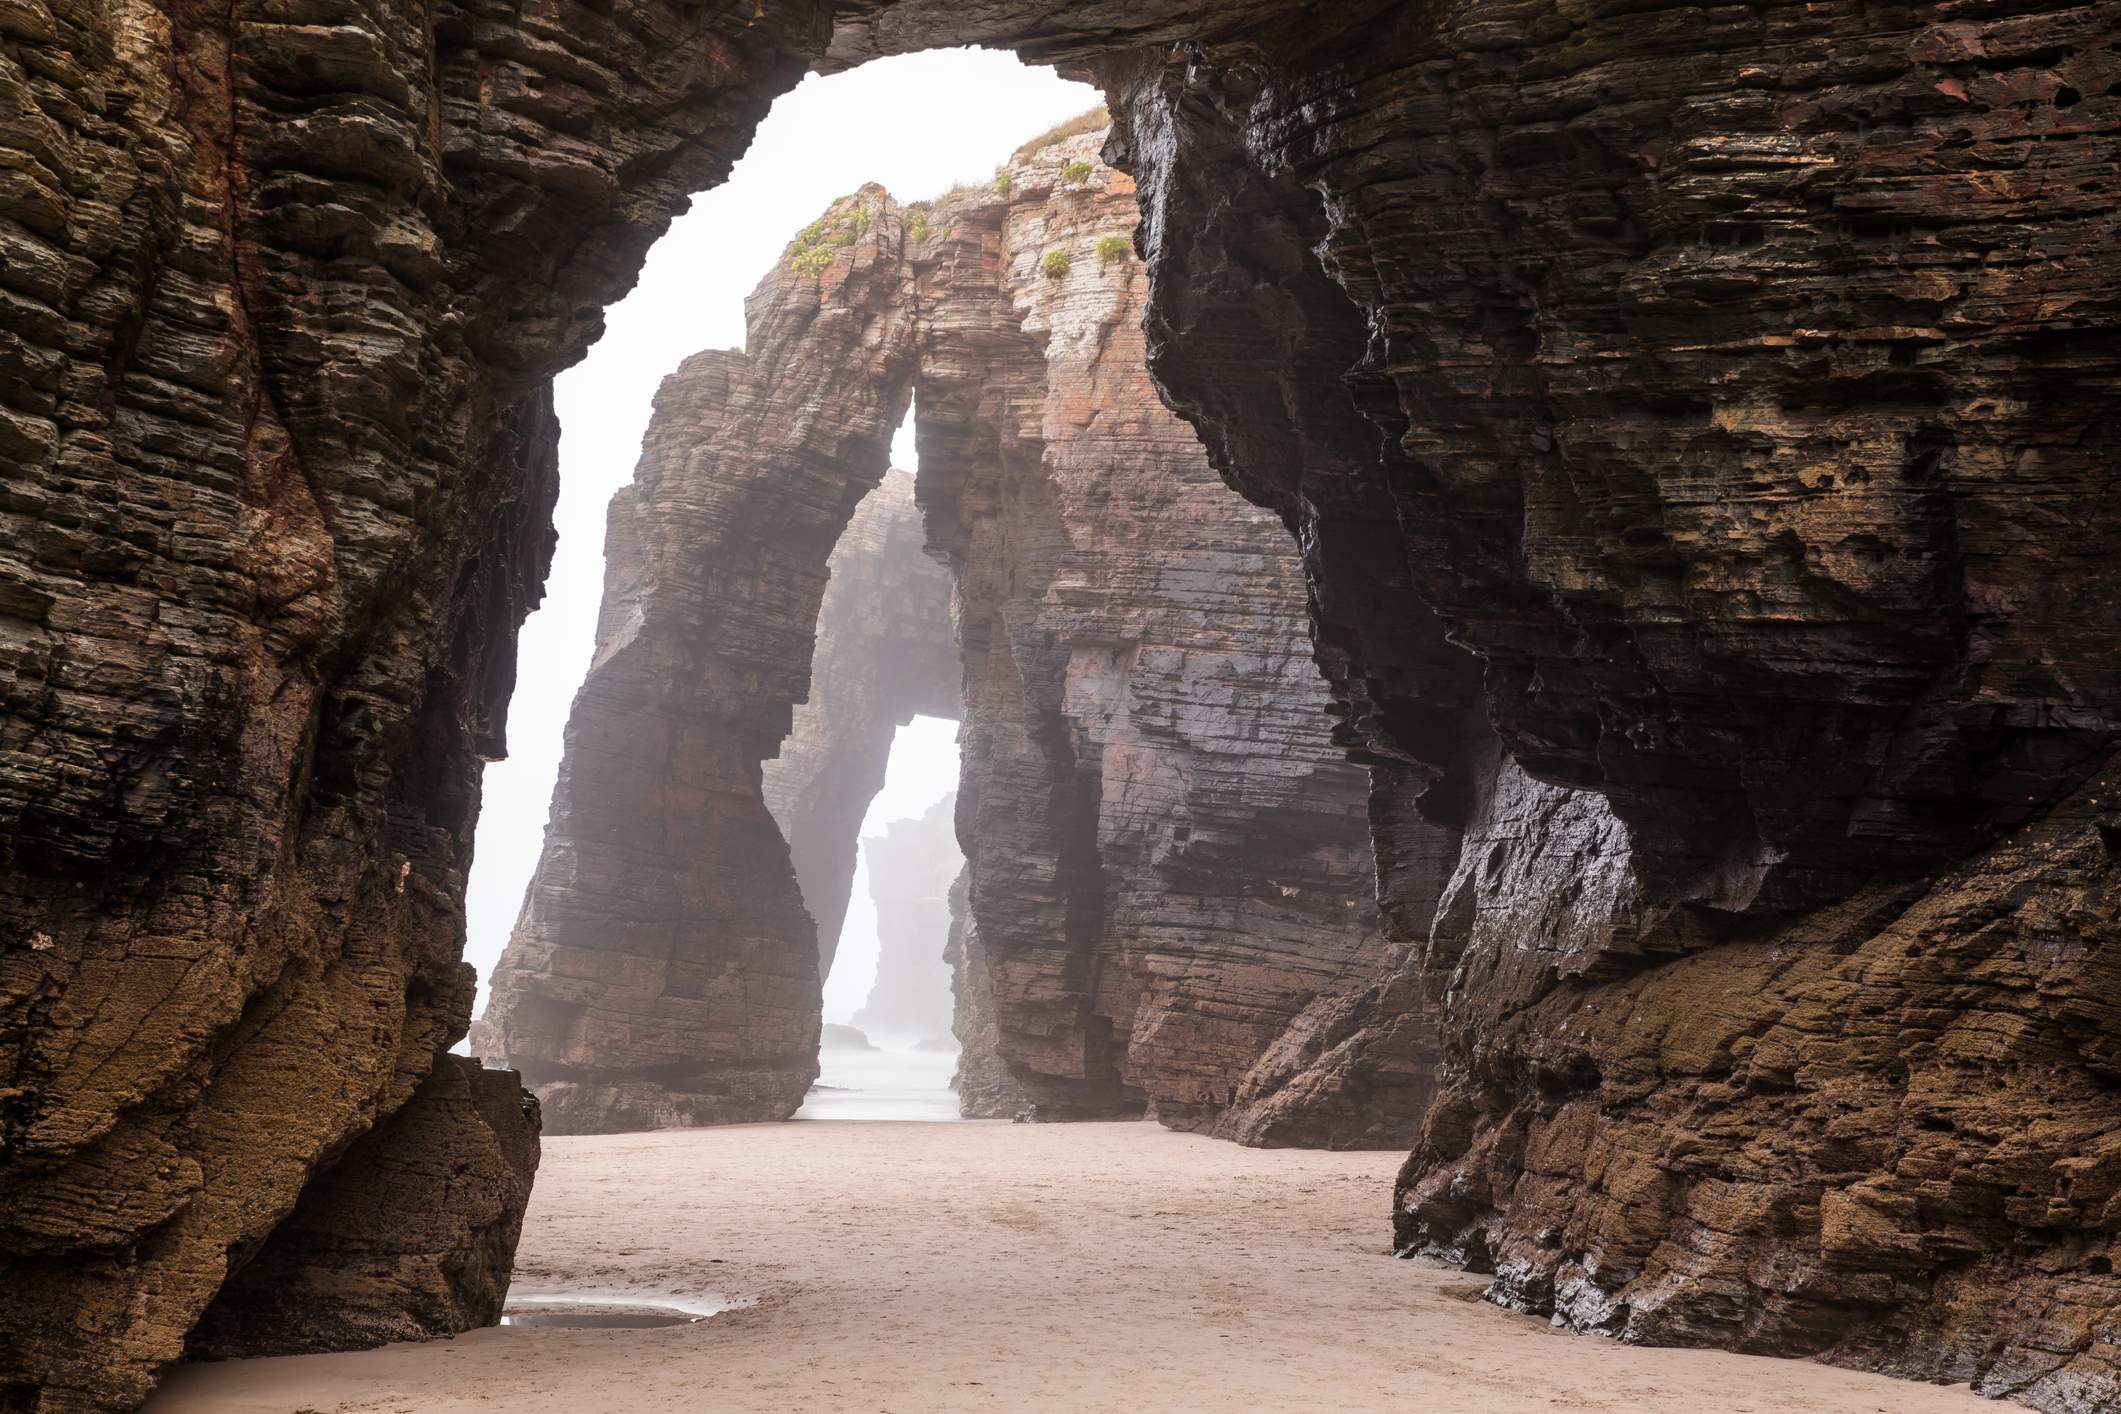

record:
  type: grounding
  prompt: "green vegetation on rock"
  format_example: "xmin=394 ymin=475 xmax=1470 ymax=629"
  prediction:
xmin=1043 ymin=248 xmax=1072 ymax=279
xmin=1062 ymin=159 xmax=1093 ymax=185
xmin=1096 ymin=234 xmax=1129 ymax=266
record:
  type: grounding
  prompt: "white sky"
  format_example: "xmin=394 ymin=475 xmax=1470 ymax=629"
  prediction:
xmin=463 ymin=52 xmax=1096 ymax=1012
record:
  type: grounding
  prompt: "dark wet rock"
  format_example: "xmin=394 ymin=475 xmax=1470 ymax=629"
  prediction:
xmin=4 ymin=0 xmax=2115 ymax=1405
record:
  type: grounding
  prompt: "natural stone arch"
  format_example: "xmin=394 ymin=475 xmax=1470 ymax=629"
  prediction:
xmin=478 ymin=143 xmax=1436 ymax=1142
xmin=2 ymin=0 xmax=2115 ymax=1408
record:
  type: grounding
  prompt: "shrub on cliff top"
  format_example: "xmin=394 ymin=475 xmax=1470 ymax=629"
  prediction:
xmin=1043 ymin=248 xmax=1072 ymax=278
xmin=993 ymin=169 xmax=1012 ymax=197
xmin=907 ymin=209 xmax=930 ymax=241
xmin=1013 ymin=105 xmax=1110 ymax=158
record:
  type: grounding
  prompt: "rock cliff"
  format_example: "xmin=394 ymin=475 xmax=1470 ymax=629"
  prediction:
xmin=1092 ymin=3 xmax=2121 ymax=1402
xmin=476 ymin=188 xmax=917 ymax=1135
xmin=484 ymin=139 xmax=1425 ymax=1148
xmin=909 ymin=130 xmax=1437 ymax=1142
xmin=183 ymin=1056 xmax=539 ymax=1359
xmin=762 ymin=472 xmax=958 ymax=974
xmin=850 ymin=794 xmax=960 ymax=1045
xmin=2 ymin=0 xmax=2114 ymax=1407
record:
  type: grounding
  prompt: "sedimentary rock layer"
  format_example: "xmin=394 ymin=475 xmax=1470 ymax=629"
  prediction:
xmin=945 ymin=868 xmax=1028 ymax=1119
xmin=184 ymin=1056 xmax=540 ymax=1359
xmin=485 ymin=138 xmax=1427 ymax=1148
xmin=762 ymin=472 xmax=958 ymax=973
xmin=476 ymin=189 xmax=917 ymax=1135
xmin=850 ymin=793 xmax=960 ymax=1044
xmin=1094 ymin=4 xmax=2121 ymax=1402
xmin=910 ymin=131 xmax=1438 ymax=1143
xmin=3 ymin=0 xmax=2114 ymax=1406
xmin=0 ymin=0 xmax=820 ymax=1404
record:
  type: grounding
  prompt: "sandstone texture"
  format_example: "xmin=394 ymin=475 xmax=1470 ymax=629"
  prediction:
xmin=476 ymin=188 xmax=917 ymax=1135
xmin=850 ymin=793 xmax=960 ymax=1045
xmin=762 ymin=471 xmax=958 ymax=973
xmin=183 ymin=1055 xmax=539 ymax=1359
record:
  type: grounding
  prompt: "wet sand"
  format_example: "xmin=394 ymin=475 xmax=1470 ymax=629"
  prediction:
xmin=148 ymin=1121 xmax=1989 ymax=1414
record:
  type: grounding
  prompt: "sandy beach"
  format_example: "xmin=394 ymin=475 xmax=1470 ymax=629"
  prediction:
xmin=148 ymin=1120 xmax=1989 ymax=1414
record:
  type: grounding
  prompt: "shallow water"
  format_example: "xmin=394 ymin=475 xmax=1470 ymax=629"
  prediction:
xmin=795 ymin=1044 xmax=962 ymax=1121
xmin=500 ymin=1294 xmax=738 ymax=1329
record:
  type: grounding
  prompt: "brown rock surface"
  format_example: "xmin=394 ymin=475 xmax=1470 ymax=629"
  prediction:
xmin=909 ymin=130 xmax=1437 ymax=1143
xmin=476 ymin=189 xmax=918 ymax=1135
xmin=1097 ymin=1 xmax=2121 ymax=1401
xmin=4 ymin=0 xmax=2116 ymax=1405
xmin=183 ymin=1056 xmax=539 ymax=1360
xmin=481 ymin=133 xmax=1427 ymax=1149
xmin=762 ymin=471 xmax=958 ymax=973
xmin=0 ymin=0 xmax=819 ymax=1404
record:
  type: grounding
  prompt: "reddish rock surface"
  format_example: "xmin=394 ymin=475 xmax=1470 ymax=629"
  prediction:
xmin=911 ymin=130 xmax=1438 ymax=1142
xmin=183 ymin=1056 xmax=539 ymax=1360
xmin=485 ymin=136 xmax=1427 ymax=1148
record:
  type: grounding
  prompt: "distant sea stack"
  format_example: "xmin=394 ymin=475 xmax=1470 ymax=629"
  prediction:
xmin=851 ymin=795 xmax=961 ymax=1045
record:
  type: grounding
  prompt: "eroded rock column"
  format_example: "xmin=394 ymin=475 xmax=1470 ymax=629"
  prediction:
xmin=477 ymin=190 xmax=918 ymax=1134
xmin=910 ymin=125 xmax=1441 ymax=1144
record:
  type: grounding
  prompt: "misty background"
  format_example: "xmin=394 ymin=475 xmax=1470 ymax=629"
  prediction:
xmin=463 ymin=52 xmax=1099 ymax=1019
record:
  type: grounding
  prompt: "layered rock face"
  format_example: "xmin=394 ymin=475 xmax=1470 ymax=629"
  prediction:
xmin=850 ymin=794 xmax=960 ymax=1044
xmin=1089 ymin=2 xmax=2121 ymax=1402
xmin=476 ymin=189 xmax=917 ymax=1135
xmin=910 ymin=132 xmax=1438 ymax=1143
xmin=945 ymin=869 xmax=1029 ymax=1119
xmin=0 ymin=0 xmax=814 ymax=1400
xmin=762 ymin=472 xmax=958 ymax=973
xmin=184 ymin=1056 xmax=540 ymax=1359
xmin=4 ymin=0 xmax=2114 ymax=1406
xmin=483 ymin=141 xmax=1428 ymax=1148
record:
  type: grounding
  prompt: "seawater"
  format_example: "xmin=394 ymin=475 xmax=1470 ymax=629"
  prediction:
xmin=795 ymin=1044 xmax=963 ymax=1121
xmin=499 ymin=1293 xmax=740 ymax=1329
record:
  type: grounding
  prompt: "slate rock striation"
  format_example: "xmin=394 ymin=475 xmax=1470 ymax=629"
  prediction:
xmin=1091 ymin=3 xmax=2121 ymax=1403
xmin=483 ymin=140 xmax=1427 ymax=1148
xmin=183 ymin=1056 xmax=540 ymax=1359
xmin=762 ymin=471 xmax=958 ymax=974
xmin=908 ymin=130 xmax=1439 ymax=1142
xmin=0 ymin=0 xmax=819 ymax=1399
xmin=3 ymin=0 xmax=2115 ymax=1407
xmin=476 ymin=188 xmax=917 ymax=1135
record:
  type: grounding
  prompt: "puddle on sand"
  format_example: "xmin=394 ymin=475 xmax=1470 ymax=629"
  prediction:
xmin=500 ymin=1294 xmax=740 ymax=1329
